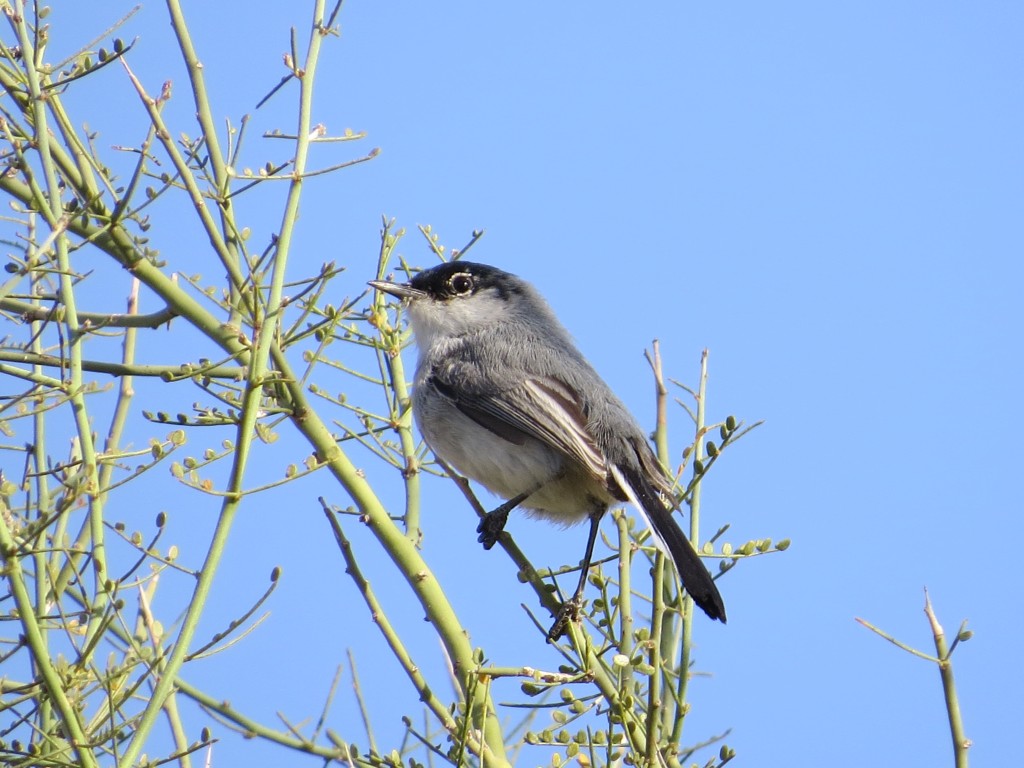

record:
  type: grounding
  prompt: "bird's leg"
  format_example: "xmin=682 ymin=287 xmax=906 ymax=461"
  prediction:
xmin=477 ymin=471 xmax=564 ymax=549
xmin=548 ymin=504 xmax=604 ymax=641
xmin=477 ymin=489 xmax=532 ymax=549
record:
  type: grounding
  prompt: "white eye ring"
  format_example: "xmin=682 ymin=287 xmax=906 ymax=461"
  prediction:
xmin=449 ymin=273 xmax=474 ymax=295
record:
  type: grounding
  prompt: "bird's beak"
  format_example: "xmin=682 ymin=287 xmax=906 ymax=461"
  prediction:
xmin=368 ymin=279 xmax=425 ymax=301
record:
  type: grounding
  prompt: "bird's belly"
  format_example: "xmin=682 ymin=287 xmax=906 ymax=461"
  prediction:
xmin=416 ymin=397 xmax=607 ymax=524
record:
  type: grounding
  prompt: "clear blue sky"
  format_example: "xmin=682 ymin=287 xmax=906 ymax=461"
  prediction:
xmin=41 ymin=2 xmax=1022 ymax=765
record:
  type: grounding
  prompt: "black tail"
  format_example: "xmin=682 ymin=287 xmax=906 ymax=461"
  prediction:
xmin=646 ymin=501 xmax=727 ymax=622
xmin=622 ymin=465 xmax=727 ymax=623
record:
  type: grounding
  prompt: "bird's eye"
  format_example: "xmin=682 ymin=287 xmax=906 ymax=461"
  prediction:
xmin=449 ymin=273 xmax=474 ymax=296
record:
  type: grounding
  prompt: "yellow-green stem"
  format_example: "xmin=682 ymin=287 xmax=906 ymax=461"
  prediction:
xmin=116 ymin=0 xmax=333 ymax=759
xmin=615 ymin=510 xmax=634 ymax=658
xmin=925 ymin=593 xmax=970 ymax=768
xmin=646 ymin=551 xmax=667 ymax=765
xmin=0 ymin=517 xmax=97 ymax=768
xmin=373 ymin=225 xmax=422 ymax=544
xmin=28 ymin=218 xmax=56 ymax=762
xmin=12 ymin=0 xmax=110 ymax=652
xmin=673 ymin=349 xmax=709 ymax=745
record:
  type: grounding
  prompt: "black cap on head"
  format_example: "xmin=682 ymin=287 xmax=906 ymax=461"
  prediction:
xmin=409 ymin=261 xmax=527 ymax=302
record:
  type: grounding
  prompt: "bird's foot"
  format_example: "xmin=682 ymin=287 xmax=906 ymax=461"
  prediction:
xmin=476 ymin=506 xmax=511 ymax=550
xmin=547 ymin=594 xmax=584 ymax=641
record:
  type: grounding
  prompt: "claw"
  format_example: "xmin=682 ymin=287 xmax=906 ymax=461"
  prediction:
xmin=476 ymin=493 xmax=526 ymax=550
xmin=476 ymin=511 xmax=506 ymax=549
xmin=547 ymin=595 xmax=583 ymax=641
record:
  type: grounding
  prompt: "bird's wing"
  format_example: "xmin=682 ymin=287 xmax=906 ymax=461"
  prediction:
xmin=428 ymin=372 xmax=608 ymax=481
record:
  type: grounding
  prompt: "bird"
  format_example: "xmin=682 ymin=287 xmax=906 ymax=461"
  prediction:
xmin=369 ymin=261 xmax=726 ymax=639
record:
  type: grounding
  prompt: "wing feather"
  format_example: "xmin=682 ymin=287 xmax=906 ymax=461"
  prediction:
xmin=428 ymin=372 xmax=607 ymax=480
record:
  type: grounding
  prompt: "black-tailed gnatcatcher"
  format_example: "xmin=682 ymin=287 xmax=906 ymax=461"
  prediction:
xmin=370 ymin=261 xmax=726 ymax=639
